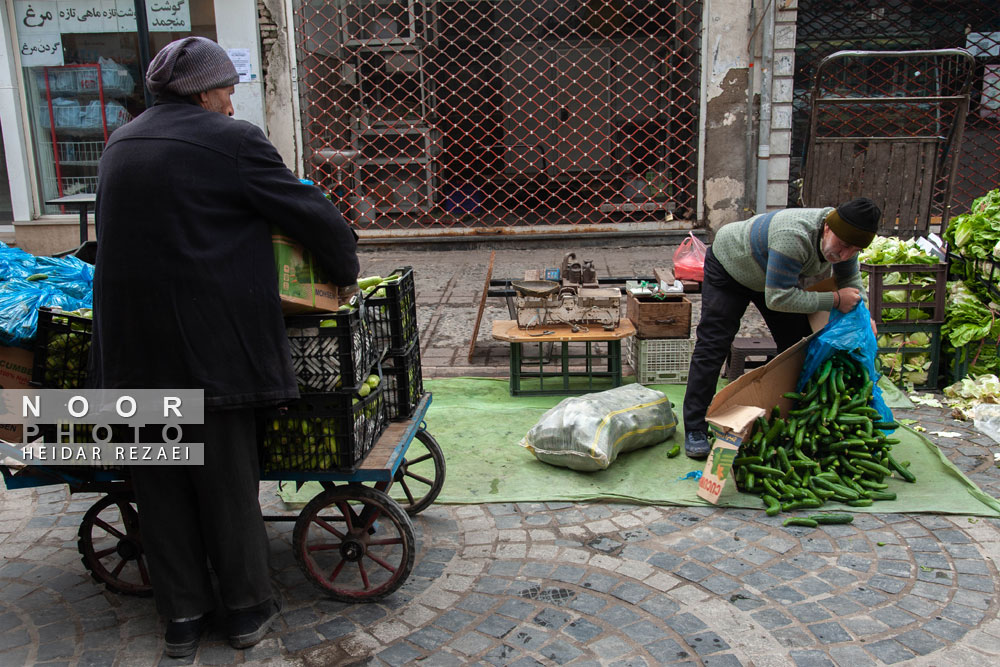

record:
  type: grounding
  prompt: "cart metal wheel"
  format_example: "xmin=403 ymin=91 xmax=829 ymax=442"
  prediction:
xmin=293 ymin=484 xmax=414 ymax=602
xmin=77 ymin=493 xmax=152 ymax=597
xmin=393 ymin=429 xmax=446 ymax=515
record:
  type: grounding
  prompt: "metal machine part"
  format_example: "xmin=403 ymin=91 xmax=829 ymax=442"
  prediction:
xmin=514 ymin=254 xmax=621 ymax=330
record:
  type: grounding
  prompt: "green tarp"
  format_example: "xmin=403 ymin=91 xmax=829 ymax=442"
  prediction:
xmin=411 ymin=377 xmax=1000 ymax=516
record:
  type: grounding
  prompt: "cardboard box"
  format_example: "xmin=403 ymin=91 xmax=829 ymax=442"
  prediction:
xmin=626 ymin=292 xmax=692 ymax=339
xmin=272 ymin=232 xmax=340 ymax=315
xmin=0 ymin=345 xmax=34 ymax=444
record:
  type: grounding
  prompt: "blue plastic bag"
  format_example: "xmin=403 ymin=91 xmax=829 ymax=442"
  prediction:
xmin=32 ymin=256 xmax=94 ymax=300
xmin=0 ymin=280 xmax=81 ymax=347
xmin=796 ymin=299 xmax=894 ymax=425
xmin=0 ymin=244 xmax=37 ymax=281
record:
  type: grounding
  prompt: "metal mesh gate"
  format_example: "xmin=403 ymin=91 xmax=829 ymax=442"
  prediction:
xmin=293 ymin=0 xmax=702 ymax=231
xmin=792 ymin=0 xmax=1000 ymax=216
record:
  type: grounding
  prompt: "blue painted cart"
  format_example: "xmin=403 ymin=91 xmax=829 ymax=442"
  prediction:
xmin=0 ymin=393 xmax=444 ymax=603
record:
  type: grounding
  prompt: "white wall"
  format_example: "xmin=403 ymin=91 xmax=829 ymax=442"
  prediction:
xmin=214 ymin=0 xmax=266 ymax=132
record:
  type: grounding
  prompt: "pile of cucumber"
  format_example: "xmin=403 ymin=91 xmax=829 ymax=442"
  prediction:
xmin=732 ymin=350 xmax=914 ymax=525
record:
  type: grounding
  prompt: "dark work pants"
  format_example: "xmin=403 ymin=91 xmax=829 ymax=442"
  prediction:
xmin=130 ymin=408 xmax=271 ymax=619
xmin=683 ymin=248 xmax=812 ymax=435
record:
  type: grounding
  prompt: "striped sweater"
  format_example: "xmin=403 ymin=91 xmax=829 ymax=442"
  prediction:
xmin=710 ymin=207 xmax=865 ymax=314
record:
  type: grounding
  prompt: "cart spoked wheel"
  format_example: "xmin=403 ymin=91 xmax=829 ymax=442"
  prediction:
xmin=293 ymin=485 xmax=414 ymax=602
xmin=392 ymin=430 xmax=446 ymax=515
xmin=77 ymin=493 xmax=152 ymax=597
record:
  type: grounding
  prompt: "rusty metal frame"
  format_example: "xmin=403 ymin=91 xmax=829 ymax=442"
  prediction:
xmin=802 ymin=49 xmax=975 ymax=237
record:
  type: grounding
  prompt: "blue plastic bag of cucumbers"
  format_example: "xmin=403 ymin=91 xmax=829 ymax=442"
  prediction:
xmin=796 ymin=299 xmax=894 ymax=425
xmin=32 ymin=256 xmax=94 ymax=301
xmin=0 ymin=244 xmax=37 ymax=280
xmin=0 ymin=279 xmax=81 ymax=347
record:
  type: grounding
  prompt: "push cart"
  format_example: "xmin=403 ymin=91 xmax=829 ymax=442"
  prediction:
xmin=0 ymin=392 xmax=445 ymax=603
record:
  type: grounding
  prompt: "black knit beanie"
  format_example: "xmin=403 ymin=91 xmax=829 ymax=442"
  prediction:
xmin=826 ymin=197 xmax=882 ymax=248
xmin=146 ymin=37 xmax=239 ymax=97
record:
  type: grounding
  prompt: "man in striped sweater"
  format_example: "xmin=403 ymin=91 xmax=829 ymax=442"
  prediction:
xmin=682 ymin=198 xmax=882 ymax=458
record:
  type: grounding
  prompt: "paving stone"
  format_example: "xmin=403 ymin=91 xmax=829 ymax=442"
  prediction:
xmin=787 ymin=602 xmax=831 ymax=623
xmin=489 ymin=561 xmax=522 ymax=577
xmin=476 ymin=577 xmax=513 ymax=594
xmin=620 ymin=544 xmax=654 ymax=559
xmin=665 ymin=613 xmax=707 ymax=635
xmin=865 ymin=638 xmax=916 ymax=664
xmin=836 ymin=554 xmax=872 ymax=572
xmin=816 ymin=568 xmax=857 ymax=587
xmin=675 ymin=562 xmax=713 ymax=583
xmin=647 ymin=523 xmax=681 ymax=537
xmin=894 ymin=628 xmax=945 ymax=655
xmin=914 ymin=552 xmax=951 ymax=569
xmin=957 ymin=574 xmax=994 ymax=592
xmin=688 ymin=546 xmax=725 ymax=564
xmin=845 ymin=587 xmax=888 ymax=607
xmin=315 ymin=616 xmax=355 ymax=640
xmin=77 ymin=650 xmax=116 ymax=667
xmin=579 ymin=572 xmax=618 ymax=593
xmin=750 ymin=609 xmax=792 ymax=630
xmin=483 ymin=643 xmax=521 ymax=666
xmin=816 ymin=595 xmax=863 ymax=616
xmin=953 ymin=559 xmax=990 ymax=575
xmin=933 ymin=529 xmax=971 ymax=544
xmin=507 ymin=624 xmax=552 ymax=651
xmin=772 ymin=627 xmax=815 ymax=648
xmin=590 ymin=635 xmax=632 ymax=660
xmin=788 ymin=650 xmax=835 ymax=667
xmin=766 ymin=585 xmax=806 ymax=604
xmin=637 ymin=594 xmax=680 ymax=618
xmin=923 ymin=617 xmax=969 ymax=641
xmin=828 ymin=644 xmax=875 ymax=666
xmin=941 ymin=602 xmax=986 ymax=626
xmin=877 ymin=559 xmax=912 ymax=578
xmin=602 ymin=605 xmax=640 ymax=627
xmin=713 ymin=557 xmax=754 ymax=577
xmin=532 ymin=608 xmax=571 ymax=630
xmin=686 ymin=631 xmax=729 ymax=656
xmin=0 ymin=629 xmax=30 ymax=652
xmin=539 ymin=639 xmax=583 ymax=665
xmin=702 ymin=655 xmax=744 ymax=667
xmin=868 ymin=574 xmax=908 ymax=594
xmin=563 ymin=591 xmax=605 ymax=615
xmin=794 ymin=577 xmax=834 ymax=596
xmin=497 ymin=599 xmax=537 ymax=621
xmin=645 ymin=637 xmax=692 ymax=663
xmin=742 ymin=571 xmax=781 ymax=590
xmin=896 ymin=594 xmax=940 ymax=618
xmin=562 ymin=618 xmax=603 ymax=643
xmin=700 ymin=575 xmax=741 ymax=595
xmin=621 ymin=620 xmax=669 ymax=644
xmin=807 ymin=621 xmax=851 ymax=644
xmin=450 ymin=631 xmax=495 ymax=656
xmin=476 ymin=615 xmax=518 ymax=639
xmin=279 ymin=628 xmax=322 ymax=653
xmin=457 ymin=593 xmax=498 ymax=614
xmin=728 ymin=591 xmax=766 ymax=611
xmin=434 ymin=609 xmax=477 ymax=632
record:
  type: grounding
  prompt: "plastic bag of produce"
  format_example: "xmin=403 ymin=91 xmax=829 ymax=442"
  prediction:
xmin=0 ymin=279 xmax=80 ymax=346
xmin=0 ymin=244 xmax=37 ymax=280
xmin=797 ymin=299 xmax=893 ymax=424
xmin=32 ymin=256 xmax=94 ymax=300
xmin=520 ymin=384 xmax=678 ymax=471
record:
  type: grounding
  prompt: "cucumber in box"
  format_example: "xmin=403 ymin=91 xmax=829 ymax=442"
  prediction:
xmin=272 ymin=228 xmax=340 ymax=314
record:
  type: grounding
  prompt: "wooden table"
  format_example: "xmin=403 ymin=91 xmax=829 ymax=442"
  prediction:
xmin=492 ymin=320 xmax=636 ymax=396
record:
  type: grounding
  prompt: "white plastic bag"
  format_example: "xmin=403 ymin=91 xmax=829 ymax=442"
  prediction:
xmin=520 ymin=384 xmax=678 ymax=471
xmin=972 ymin=403 xmax=1000 ymax=445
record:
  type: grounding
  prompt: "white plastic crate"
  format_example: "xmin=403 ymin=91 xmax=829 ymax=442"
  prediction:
xmin=626 ymin=337 xmax=693 ymax=384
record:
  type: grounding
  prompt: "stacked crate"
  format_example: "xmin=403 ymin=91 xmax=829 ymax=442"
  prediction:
xmin=624 ymin=285 xmax=693 ymax=384
xmin=861 ymin=261 xmax=947 ymax=389
xmin=366 ymin=267 xmax=423 ymax=419
xmin=260 ymin=303 xmax=387 ymax=473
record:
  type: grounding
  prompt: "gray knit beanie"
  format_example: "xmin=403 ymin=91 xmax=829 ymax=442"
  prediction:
xmin=145 ymin=36 xmax=239 ymax=96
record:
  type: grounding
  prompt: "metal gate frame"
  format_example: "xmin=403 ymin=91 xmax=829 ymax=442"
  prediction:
xmin=802 ymin=49 xmax=975 ymax=237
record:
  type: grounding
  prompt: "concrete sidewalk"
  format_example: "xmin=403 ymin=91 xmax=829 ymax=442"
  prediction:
xmin=1 ymin=243 xmax=999 ymax=667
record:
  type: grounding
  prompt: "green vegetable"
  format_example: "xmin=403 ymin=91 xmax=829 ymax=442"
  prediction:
xmin=807 ymin=513 xmax=853 ymax=525
xmin=783 ymin=517 xmax=818 ymax=528
xmin=667 ymin=442 xmax=680 ymax=458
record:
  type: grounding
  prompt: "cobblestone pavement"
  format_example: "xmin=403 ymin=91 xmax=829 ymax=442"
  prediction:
xmin=2 ymin=244 xmax=1000 ymax=666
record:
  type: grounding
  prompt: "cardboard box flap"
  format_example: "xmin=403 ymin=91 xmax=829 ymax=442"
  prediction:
xmin=705 ymin=404 xmax=766 ymax=435
xmin=706 ymin=332 xmax=816 ymax=425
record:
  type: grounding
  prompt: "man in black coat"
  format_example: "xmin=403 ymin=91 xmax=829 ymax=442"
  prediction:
xmin=92 ymin=36 xmax=359 ymax=658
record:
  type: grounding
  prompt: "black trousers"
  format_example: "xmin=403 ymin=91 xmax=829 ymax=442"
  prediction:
xmin=683 ymin=248 xmax=812 ymax=435
xmin=130 ymin=408 xmax=272 ymax=619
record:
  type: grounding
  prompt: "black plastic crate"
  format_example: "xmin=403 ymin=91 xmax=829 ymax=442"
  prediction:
xmin=860 ymin=262 xmax=947 ymax=324
xmin=876 ymin=322 xmax=941 ymax=390
xmin=285 ymin=304 xmax=380 ymax=393
xmin=365 ymin=267 xmax=418 ymax=355
xmin=382 ymin=339 xmax=423 ymax=420
xmin=259 ymin=379 xmax=388 ymax=473
xmin=31 ymin=307 xmax=92 ymax=389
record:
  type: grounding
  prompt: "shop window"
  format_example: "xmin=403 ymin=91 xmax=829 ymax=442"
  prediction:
xmin=12 ymin=0 xmax=219 ymax=214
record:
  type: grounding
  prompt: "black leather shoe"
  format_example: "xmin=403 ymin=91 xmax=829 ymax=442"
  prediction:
xmin=164 ymin=614 xmax=211 ymax=658
xmin=684 ymin=430 xmax=713 ymax=459
xmin=227 ymin=598 xmax=282 ymax=650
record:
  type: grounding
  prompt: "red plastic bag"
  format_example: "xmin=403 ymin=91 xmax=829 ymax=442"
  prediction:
xmin=673 ymin=232 xmax=707 ymax=281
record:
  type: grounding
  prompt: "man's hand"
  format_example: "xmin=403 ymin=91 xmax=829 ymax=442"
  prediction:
xmin=835 ymin=287 xmax=861 ymax=313
xmin=338 ymin=283 xmax=360 ymax=300
xmin=871 ymin=317 xmax=878 ymax=336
